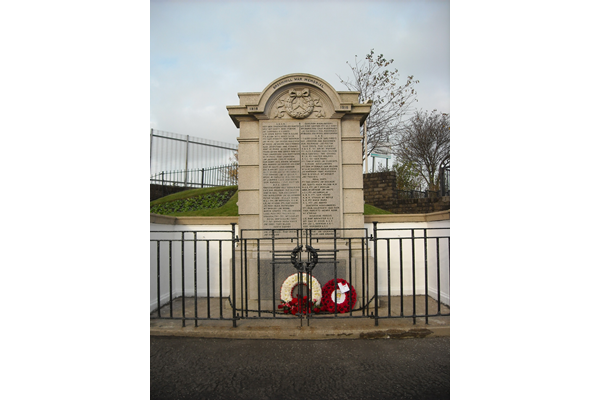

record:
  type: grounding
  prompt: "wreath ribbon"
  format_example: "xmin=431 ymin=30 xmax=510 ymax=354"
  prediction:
xmin=289 ymin=88 xmax=310 ymax=98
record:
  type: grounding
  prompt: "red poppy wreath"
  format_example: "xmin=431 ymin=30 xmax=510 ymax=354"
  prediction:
xmin=321 ymin=278 xmax=357 ymax=314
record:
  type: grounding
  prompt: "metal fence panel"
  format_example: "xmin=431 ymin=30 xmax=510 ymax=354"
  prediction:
xmin=150 ymin=164 xmax=238 ymax=188
xmin=150 ymin=129 xmax=238 ymax=184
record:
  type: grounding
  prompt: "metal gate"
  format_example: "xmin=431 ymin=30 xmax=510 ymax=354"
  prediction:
xmin=233 ymin=228 xmax=374 ymax=327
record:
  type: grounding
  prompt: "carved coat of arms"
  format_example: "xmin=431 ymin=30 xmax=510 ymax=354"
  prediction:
xmin=274 ymin=88 xmax=324 ymax=119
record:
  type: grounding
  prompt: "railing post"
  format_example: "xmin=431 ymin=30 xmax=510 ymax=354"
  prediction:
xmin=181 ymin=232 xmax=185 ymax=327
xmin=194 ymin=232 xmax=198 ymax=327
xmin=373 ymin=221 xmax=379 ymax=326
xmin=411 ymin=228 xmax=416 ymax=325
xmin=424 ymin=228 xmax=428 ymax=325
xmin=201 ymin=168 xmax=205 ymax=188
xmin=184 ymin=135 xmax=190 ymax=188
xmin=150 ymin=128 xmax=154 ymax=174
xmin=440 ymin=166 xmax=445 ymax=196
xmin=231 ymin=223 xmax=237 ymax=328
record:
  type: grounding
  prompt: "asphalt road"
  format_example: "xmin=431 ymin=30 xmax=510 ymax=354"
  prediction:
xmin=151 ymin=336 xmax=450 ymax=400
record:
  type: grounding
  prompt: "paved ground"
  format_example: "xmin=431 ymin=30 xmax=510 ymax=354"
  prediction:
xmin=151 ymin=295 xmax=450 ymax=340
xmin=150 ymin=336 xmax=450 ymax=400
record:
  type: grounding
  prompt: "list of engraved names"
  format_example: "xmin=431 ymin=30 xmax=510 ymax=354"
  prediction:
xmin=262 ymin=121 xmax=340 ymax=230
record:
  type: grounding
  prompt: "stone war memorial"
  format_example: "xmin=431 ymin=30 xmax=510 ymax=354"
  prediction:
xmin=227 ymin=73 xmax=375 ymax=313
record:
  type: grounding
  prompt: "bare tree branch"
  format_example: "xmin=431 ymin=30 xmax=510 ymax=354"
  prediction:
xmin=394 ymin=110 xmax=450 ymax=189
xmin=337 ymin=49 xmax=419 ymax=160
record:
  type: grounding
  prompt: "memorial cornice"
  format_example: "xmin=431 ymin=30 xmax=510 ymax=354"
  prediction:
xmin=227 ymin=73 xmax=371 ymax=127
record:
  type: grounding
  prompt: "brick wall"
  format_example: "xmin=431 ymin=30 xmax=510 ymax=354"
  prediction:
xmin=363 ymin=171 xmax=450 ymax=214
xmin=363 ymin=171 xmax=398 ymax=212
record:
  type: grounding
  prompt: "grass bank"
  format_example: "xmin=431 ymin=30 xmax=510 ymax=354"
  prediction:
xmin=150 ymin=186 xmax=238 ymax=216
xmin=150 ymin=185 xmax=392 ymax=216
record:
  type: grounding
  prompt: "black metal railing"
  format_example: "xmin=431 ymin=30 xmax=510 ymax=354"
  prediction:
xmin=150 ymin=129 xmax=238 ymax=178
xmin=150 ymin=224 xmax=239 ymax=327
xmin=397 ymin=189 xmax=450 ymax=199
xmin=398 ymin=190 xmax=430 ymax=199
xmin=372 ymin=222 xmax=450 ymax=325
xmin=150 ymin=224 xmax=450 ymax=327
xmin=150 ymin=164 xmax=238 ymax=188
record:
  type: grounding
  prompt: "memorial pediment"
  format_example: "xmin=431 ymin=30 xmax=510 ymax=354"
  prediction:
xmin=227 ymin=73 xmax=368 ymax=127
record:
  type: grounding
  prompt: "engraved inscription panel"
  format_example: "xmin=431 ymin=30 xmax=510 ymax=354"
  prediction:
xmin=301 ymin=121 xmax=340 ymax=229
xmin=262 ymin=121 xmax=340 ymax=231
xmin=262 ymin=123 xmax=301 ymax=230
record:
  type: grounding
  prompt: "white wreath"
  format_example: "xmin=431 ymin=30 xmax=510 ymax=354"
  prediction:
xmin=280 ymin=273 xmax=322 ymax=306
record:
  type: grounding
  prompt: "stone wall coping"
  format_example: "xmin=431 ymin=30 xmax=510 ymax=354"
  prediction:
xmin=150 ymin=214 xmax=239 ymax=225
xmin=364 ymin=210 xmax=450 ymax=223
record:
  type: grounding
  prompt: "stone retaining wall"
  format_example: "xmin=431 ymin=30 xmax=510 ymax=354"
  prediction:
xmin=363 ymin=171 xmax=450 ymax=214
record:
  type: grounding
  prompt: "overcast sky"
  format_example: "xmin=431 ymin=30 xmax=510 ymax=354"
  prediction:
xmin=150 ymin=0 xmax=449 ymax=145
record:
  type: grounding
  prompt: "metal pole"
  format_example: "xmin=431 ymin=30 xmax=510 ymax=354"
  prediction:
xmin=364 ymin=120 xmax=368 ymax=173
xmin=231 ymin=223 xmax=237 ymax=328
xmin=181 ymin=232 xmax=186 ymax=327
xmin=184 ymin=135 xmax=190 ymax=188
xmin=373 ymin=221 xmax=379 ymax=326
xmin=150 ymin=128 xmax=154 ymax=174
xmin=439 ymin=166 xmax=443 ymax=196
